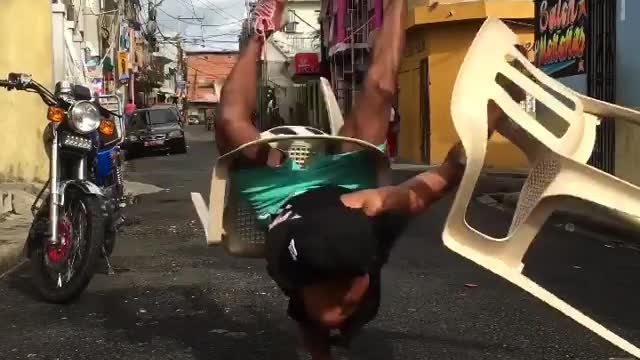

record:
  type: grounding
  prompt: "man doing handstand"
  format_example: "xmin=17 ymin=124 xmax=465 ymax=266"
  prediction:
xmin=216 ymin=0 xmax=520 ymax=358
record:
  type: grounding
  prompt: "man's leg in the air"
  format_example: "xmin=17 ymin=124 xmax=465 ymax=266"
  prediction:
xmin=215 ymin=0 xmax=287 ymax=166
xmin=339 ymin=0 xmax=407 ymax=148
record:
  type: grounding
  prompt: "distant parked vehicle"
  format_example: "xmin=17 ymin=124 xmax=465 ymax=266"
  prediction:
xmin=123 ymin=107 xmax=187 ymax=158
xmin=187 ymin=115 xmax=201 ymax=125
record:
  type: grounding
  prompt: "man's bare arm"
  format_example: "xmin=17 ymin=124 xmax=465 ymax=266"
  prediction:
xmin=384 ymin=101 xmax=514 ymax=213
xmin=341 ymin=101 xmax=509 ymax=216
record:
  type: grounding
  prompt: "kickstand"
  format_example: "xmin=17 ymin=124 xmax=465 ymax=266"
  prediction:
xmin=102 ymin=246 xmax=115 ymax=276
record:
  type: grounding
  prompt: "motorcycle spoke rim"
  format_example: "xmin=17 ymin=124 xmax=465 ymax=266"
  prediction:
xmin=47 ymin=198 xmax=89 ymax=288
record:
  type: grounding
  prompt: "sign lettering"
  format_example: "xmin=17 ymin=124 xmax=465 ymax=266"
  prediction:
xmin=534 ymin=0 xmax=588 ymax=78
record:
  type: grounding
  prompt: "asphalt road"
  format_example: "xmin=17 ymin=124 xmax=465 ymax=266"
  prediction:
xmin=0 ymin=126 xmax=639 ymax=360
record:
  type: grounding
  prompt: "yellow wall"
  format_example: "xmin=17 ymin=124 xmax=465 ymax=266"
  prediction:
xmin=399 ymin=19 xmax=533 ymax=169
xmin=0 ymin=0 xmax=52 ymax=182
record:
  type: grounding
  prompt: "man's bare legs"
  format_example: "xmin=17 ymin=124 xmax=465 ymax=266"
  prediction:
xmin=216 ymin=35 xmax=283 ymax=166
xmin=215 ymin=0 xmax=288 ymax=166
xmin=218 ymin=0 xmax=403 ymax=159
xmin=339 ymin=0 xmax=407 ymax=148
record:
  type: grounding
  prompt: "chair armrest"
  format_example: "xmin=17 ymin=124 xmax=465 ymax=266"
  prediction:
xmin=574 ymin=92 xmax=640 ymax=125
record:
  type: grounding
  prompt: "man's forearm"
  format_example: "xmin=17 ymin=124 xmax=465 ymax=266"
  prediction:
xmin=379 ymin=100 xmax=516 ymax=214
xmin=378 ymin=144 xmax=465 ymax=214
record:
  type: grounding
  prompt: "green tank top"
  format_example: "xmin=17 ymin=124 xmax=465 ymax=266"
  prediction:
xmin=229 ymin=146 xmax=384 ymax=225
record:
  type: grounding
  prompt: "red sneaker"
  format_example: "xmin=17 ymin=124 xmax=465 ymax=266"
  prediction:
xmin=253 ymin=0 xmax=287 ymax=38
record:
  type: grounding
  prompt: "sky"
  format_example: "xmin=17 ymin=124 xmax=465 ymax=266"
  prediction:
xmin=141 ymin=0 xmax=247 ymax=52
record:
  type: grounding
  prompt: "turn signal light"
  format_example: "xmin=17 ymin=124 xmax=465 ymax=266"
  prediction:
xmin=99 ymin=119 xmax=115 ymax=136
xmin=47 ymin=107 xmax=65 ymax=122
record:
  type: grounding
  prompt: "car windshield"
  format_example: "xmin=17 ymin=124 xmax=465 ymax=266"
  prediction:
xmin=147 ymin=109 xmax=178 ymax=125
xmin=128 ymin=111 xmax=147 ymax=130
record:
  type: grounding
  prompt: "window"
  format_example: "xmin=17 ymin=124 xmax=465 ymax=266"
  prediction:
xmin=147 ymin=109 xmax=179 ymax=125
xmin=285 ymin=10 xmax=298 ymax=33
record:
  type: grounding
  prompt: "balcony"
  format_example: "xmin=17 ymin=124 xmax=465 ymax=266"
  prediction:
xmin=284 ymin=34 xmax=320 ymax=52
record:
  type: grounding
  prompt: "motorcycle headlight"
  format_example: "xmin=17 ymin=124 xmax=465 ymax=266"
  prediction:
xmin=168 ymin=130 xmax=183 ymax=139
xmin=69 ymin=101 xmax=100 ymax=133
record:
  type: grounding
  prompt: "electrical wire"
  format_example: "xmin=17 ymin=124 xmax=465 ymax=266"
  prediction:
xmin=198 ymin=0 xmax=243 ymax=21
xmin=158 ymin=7 xmax=203 ymax=25
xmin=201 ymin=19 xmax=244 ymax=27
xmin=174 ymin=0 xmax=197 ymax=14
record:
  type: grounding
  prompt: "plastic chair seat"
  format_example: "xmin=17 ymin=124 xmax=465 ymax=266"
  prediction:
xmin=192 ymin=78 xmax=391 ymax=258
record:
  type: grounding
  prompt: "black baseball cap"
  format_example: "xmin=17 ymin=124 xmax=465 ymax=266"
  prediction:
xmin=265 ymin=185 xmax=380 ymax=296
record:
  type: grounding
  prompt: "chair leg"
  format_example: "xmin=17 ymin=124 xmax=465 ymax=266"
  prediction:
xmin=509 ymin=269 xmax=640 ymax=358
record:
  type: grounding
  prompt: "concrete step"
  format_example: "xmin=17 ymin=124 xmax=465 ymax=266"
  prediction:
xmin=0 ymin=213 xmax=32 ymax=275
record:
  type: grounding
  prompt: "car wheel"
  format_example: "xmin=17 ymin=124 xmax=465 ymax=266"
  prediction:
xmin=172 ymin=140 xmax=187 ymax=154
xmin=124 ymin=150 xmax=137 ymax=161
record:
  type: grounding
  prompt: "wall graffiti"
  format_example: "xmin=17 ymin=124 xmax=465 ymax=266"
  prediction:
xmin=534 ymin=0 xmax=588 ymax=78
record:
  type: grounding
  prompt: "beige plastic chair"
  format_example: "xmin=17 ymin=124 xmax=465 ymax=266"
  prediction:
xmin=444 ymin=17 xmax=640 ymax=357
xmin=191 ymin=77 xmax=390 ymax=257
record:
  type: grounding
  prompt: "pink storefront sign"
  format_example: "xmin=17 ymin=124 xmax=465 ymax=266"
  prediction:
xmin=294 ymin=53 xmax=320 ymax=75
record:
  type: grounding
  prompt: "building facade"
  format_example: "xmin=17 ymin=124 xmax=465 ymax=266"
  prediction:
xmin=613 ymin=0 xmax=640 ymax=185
xmin=320 ymin=0 xmax=385 ymax=116
xmin=0 ymin=0 xmax=148 ymax=182
xmin=398 ymin=0 xmax=535 ymax=167
xmin=0 ymin=0 xmax=54 ymax=182
xmin=534 ymin=0 xmax=640 ymax=185
xmin=184 ymin=51 xmax=238 ymax=122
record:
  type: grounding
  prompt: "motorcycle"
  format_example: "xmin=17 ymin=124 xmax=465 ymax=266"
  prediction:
xmin=0 ymin=73 xmax=125 ymax=303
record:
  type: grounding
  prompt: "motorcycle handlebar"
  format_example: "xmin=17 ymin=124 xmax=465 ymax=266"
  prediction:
xmin=0 ymin=77 xmax=58 ymax=107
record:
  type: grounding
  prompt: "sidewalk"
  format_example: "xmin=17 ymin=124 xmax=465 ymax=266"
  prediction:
xmin=0 ymin=183 xmax=38 ymax=276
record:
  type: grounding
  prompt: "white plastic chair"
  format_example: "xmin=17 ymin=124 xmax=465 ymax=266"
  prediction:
xmin=192 ymin=77 xmax=391 ymax=257
xmin=444 ymin=18 xmax=640 ymax=357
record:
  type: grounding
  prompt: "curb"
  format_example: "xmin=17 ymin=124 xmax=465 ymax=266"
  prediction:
xmin=0 ymin=184 xmax=38 ymax=277
xmin=0 ymin=213 xmax=32 ymax=277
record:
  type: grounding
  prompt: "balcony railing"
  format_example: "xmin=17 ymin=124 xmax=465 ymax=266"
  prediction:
xmin=284 ymin=34 xmax=319 ymax=52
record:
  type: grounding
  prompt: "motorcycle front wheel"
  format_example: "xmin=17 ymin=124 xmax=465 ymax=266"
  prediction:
xmin=31 ymin=189 xmax=105 ymax=303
